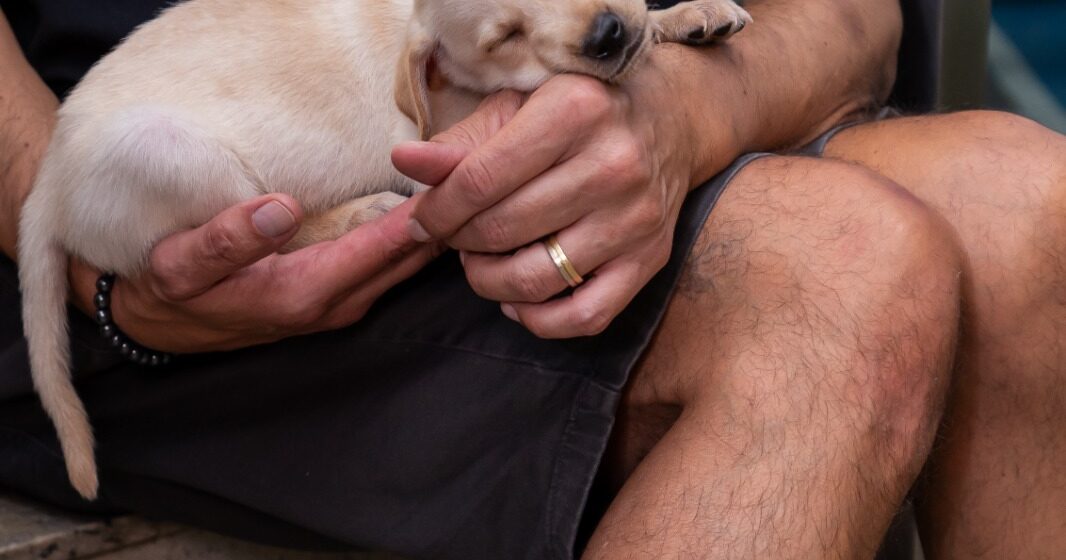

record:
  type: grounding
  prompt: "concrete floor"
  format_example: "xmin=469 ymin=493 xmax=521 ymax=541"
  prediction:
xmin=0 ymin=492 xmax=400 ymax=560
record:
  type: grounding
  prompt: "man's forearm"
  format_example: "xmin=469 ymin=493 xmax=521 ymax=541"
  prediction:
xmin=0 ymin=11 xmax=59 ymax=261
xmin=640 ymin=0 xmax=902 ymax=184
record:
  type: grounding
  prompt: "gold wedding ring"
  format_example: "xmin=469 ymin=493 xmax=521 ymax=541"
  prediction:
xmin=544 ymin=234 xmax=584 ymax=288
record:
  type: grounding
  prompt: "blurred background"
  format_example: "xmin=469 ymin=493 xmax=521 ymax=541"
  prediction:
xmin=986 ymin=0 xmax=1066 ymax=133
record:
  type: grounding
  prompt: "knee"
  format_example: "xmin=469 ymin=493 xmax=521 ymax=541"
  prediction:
xmin=739 ymin=158 xmax=962 ymax=451
xmin=811 ymin=161 xmax=962 ymax=466
xmin=930 ymin=112 xmax=1066 ymax=324
xmin=733 ymin=157 xmax=964 ymax=314
xmin=933 ymin=110 xmax=1066 ymax=209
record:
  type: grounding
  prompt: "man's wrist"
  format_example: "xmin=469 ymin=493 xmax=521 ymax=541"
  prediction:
xmin=626 ymin=0 xmax=903 ymax=188
xmin=0 ymin=80 xmax=57 ymax=261
xmin=0 ymin=120 xmax=53 ymax=260
xmin=629 ymin=43 xmax=750 ymax=188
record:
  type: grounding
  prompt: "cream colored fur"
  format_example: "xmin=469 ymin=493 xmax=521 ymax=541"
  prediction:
xmin=18 ymin=0 xmax=750 ymax=499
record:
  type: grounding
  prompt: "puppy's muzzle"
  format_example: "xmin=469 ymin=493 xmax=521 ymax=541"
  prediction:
xmin=581 ymin=12 xmax=646 ymax=81
xmin=582 ymin=12 xmax=629 ymax=60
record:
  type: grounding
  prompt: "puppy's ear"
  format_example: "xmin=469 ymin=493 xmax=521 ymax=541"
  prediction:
xmin=395 ymin=28 xmax=437 ymax=141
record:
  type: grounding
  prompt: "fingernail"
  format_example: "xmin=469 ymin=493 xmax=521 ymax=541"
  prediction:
xmin=408 ymin=219 xmax=432 ymax=242
xmin=459 ymin=251 xmax=467 ymax=265
xmin=253 ymin=201 xmax=296 ymax=237
xmin=501 ymin=303 xmax=519 ymax=322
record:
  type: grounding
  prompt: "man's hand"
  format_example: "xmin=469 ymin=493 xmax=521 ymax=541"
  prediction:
xmin=393 ymin=66 xmax=727 ymax=339
xmin=391 ymin=0 xmax=904 ymax=340
xmin=69 ymin=195 xmax=445 ymax=353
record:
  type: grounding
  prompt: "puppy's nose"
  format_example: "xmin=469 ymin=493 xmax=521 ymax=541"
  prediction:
xmin=582 ymin=12 xmax=628 ymax=60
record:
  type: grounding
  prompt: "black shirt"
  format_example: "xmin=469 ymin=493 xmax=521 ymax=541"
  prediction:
xmin=1 ymin=0 xmax=173 ymax=98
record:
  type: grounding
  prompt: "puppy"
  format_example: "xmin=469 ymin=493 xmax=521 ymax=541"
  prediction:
xmin=18 ymin=0 xmax=751 ymax=499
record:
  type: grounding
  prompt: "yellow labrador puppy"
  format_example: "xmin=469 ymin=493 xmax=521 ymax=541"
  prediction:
xmin=18 ymin=0 xmax=750 ymax=499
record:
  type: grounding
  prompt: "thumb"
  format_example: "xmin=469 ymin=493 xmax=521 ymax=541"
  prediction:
xmin=147 ymin=194 xmax=303 ymax=300
xmin=391 ymin=89 xmax=526 ymax=185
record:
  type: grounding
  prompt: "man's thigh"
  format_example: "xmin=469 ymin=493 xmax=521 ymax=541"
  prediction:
xmin=602 ymin=153 xmax=962 ymax=484
xmin=611 ymin=110 xmax=1066 ymax=461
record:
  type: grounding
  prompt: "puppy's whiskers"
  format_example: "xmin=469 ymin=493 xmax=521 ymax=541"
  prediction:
xmin=608 ymin=34 xmax=649 ymax=83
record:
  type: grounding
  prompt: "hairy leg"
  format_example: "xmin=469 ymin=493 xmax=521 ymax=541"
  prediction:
xmin=585 ymin=157 xmax=962 ymax=558
xmin=824 ymin=111 xmax=1066 ymax=558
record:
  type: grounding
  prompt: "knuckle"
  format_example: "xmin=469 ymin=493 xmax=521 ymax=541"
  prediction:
xmin=362 ymin=220 xmax=418 ymax=266
xmin=560 ymin=78 xmax=612 ymax=121
xmin=203 ymin=222 xmax=247 ymax=267
xmin=631 ymin=197 xmax=667 ymax=235
xmin=573 ymin=301 xmax=613 ymax=336
xmin=519 ymin=312 xmax=559 ymax=339
xmin=275 ymin=296 xmax=326 ymax=330
xmin=463 ymin=266 xmax=494 ymax=300
xmin=508 ymin=264 xmax=554 ymax=302
xmin=147 ymin=256 xmax=192 ymax=301
xmin=470 ymin=214 xmax=513 ymax=252
xmin=454 ymin=156 xmax=500 ymax=207
xmin=150 ymin=276 xmax=190 ymax=302
xmin=377 ymin=236 xmax=412 ymax=267
xmin=596 ymin=140 xmax=650 ymax=188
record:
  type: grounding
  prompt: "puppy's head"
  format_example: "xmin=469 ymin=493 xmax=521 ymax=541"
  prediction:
xmin=397 ymin=0 xmax=651 ymax=138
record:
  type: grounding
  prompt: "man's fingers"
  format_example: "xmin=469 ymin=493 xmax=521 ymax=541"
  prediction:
xmin=501 ymin=259 xmax=645 ymax=339
xmin=391 ymin=91 xmax=525 ymax=186
xmin=407 ymin=80 xmax=609 ymax=242
xmin=432 ymin=90 xmax=527 ymax=150
xmin=461 ymin=217 xmax=625 ymax=304
xmin=391 ymin=141 xmax=470 ymax=186
xmin=302 ymin=195 xmax=445 ymax=294
xmin=320 ymin=241 xmax=445 ymax=329
xmin=147 ymin=195 xmax=302 ymax=301
xmin=445 ymin=157 xmax=606 ymax=253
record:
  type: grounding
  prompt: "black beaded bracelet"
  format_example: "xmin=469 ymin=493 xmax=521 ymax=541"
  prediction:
xmin=94 ymin=274 xmax=173 ymax=367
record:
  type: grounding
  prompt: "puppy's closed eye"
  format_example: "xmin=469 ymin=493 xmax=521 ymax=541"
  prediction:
xmin=482 ymin=25 xmax=524 ymax=53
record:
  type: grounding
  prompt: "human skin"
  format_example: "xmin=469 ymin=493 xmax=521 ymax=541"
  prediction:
xmin=589 ymin=109 xmax=1066 ymax=559
xmin=824 ymin=113 xmax=1066 ymax=557
xmin=6 ymin=1 xmax=1064 ymax=559
xmin=392 ymin=5 xmax=1066 ymax=558
xmin=0 ymin=11 xmax=448 ymax=352
xmin=401 ymin=87 xmax=1066 ymax=560
xmin=2 ymin=0 xmax=897 ymax=347
xmin=0 ymin=0 xmax=927 ymax=556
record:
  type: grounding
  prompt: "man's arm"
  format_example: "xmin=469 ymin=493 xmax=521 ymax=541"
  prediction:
xmin=0 ymin=10 xmax=58 ymax=260
xmin=398 ymin=0 xmax=904 ymax=337
xmin=653 ymin=0 xmax=902 ymax=183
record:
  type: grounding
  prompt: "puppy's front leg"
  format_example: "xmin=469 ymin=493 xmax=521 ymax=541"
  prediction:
xmin=282 ymin=191 xmax=408 ymax=252
xmin=651 ymin=0 xmax=752 ymax=45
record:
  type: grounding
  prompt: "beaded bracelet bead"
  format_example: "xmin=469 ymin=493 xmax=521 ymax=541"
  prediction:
xmin=94 ymin=274 xmax=173 ymax=367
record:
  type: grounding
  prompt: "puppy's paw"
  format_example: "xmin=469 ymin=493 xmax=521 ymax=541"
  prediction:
xmin=283 ymin=191 xmax=409 ymax=252
xmin=653 ymin=1 xmax=752 ymax=45
xmin=345 ymin=191 xmax=408 ymax=228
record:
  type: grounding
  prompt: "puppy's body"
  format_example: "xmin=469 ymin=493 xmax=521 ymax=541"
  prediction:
xmin=40 ymin=0 xmax=426 ymax=272
xmin=19 ymin=0 xmax=750 ymax=499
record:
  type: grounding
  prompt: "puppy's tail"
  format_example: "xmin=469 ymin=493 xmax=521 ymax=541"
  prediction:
xmin=18 ymin=190 xmax=98 ymax=500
